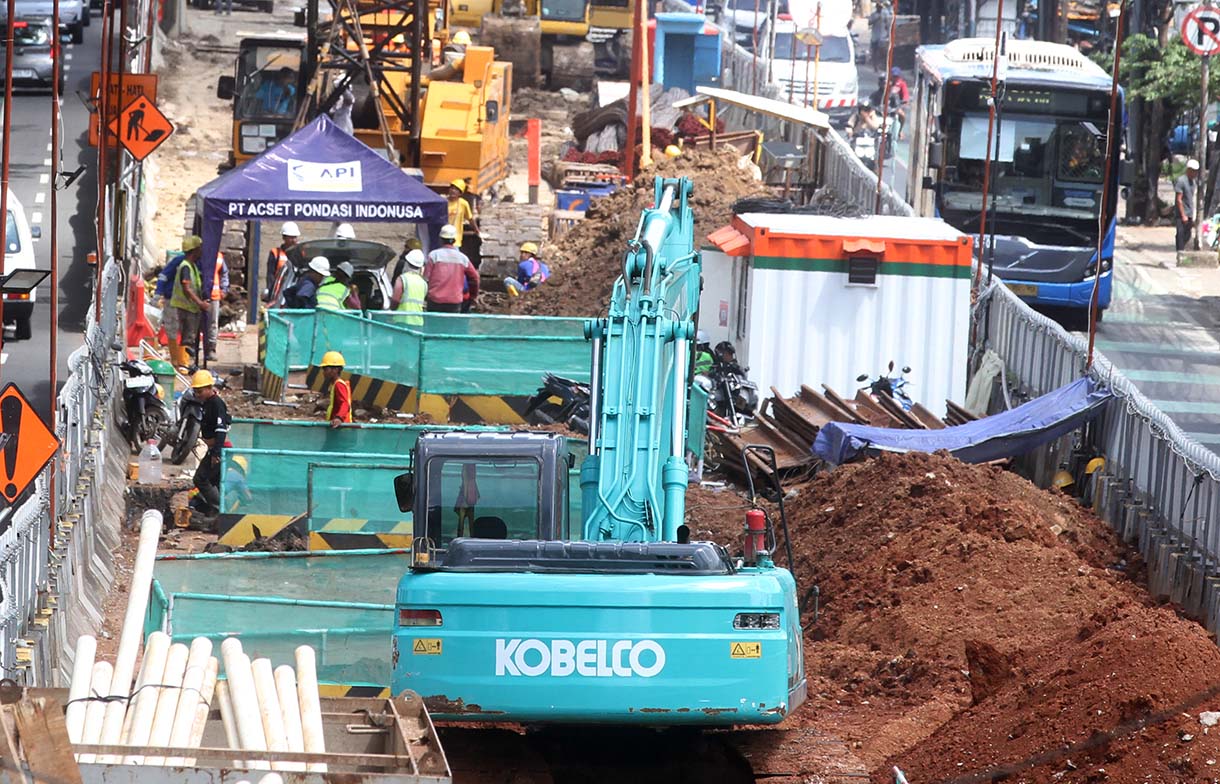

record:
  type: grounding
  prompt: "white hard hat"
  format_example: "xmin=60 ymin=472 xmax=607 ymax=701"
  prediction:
xmin=439 ymin=224 xmax=458 ymax=241
xmin=281 ymin=221 xmax=301 ymax=237
xmin=308 ymin=256 xmax=331 ymax=276
xmin=335 ymin=223 xmax=356 ymax=240
xmin=1188 ymin=159 xmax=1201 ymax=171
xmin=405 ymin=249 xmax=425 ymax=269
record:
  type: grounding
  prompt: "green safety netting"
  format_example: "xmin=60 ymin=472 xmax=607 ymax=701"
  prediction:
xmin=147 ymin=550 xmax=408 ymax=686
xmin=263 ymin=310 xmax=319 ymax=375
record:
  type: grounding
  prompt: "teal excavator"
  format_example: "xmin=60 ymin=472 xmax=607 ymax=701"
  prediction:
xmin=389 ymin=177 xmax=806 ymax=723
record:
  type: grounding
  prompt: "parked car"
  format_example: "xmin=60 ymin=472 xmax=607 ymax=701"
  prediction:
xmin=274 ymin=238 xmax=396 ymax=310
xmin=0 ymin=19 xmax=62 ymax=93
xmin=7 ymin=0 xmax=87 ymax=43
xmin=2 ymin=190 xmax=41 ymax=341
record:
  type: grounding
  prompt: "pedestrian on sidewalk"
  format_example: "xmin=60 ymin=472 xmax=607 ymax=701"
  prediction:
xmin=206 ymin=253 xmax=229 ymax=362
xmin=319 ymin=351 xmax=353 ymax=428
xmin=423 ymin=224 xmax=479 ymax=313
xmin=162 ymin=236 xmax=208 ymax=370
xmin=188 ymin=370 xmax=231 ymax=521
xmin=1175 ymin=159 xmax=1200 ymax=252
xmin=264 ymin=221 xmax=300 ymax=304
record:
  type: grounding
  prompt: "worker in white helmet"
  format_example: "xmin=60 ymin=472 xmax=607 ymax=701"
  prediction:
xmin=424 ymin=224 xmax=479 ymax=313
xmin=265 ymin=221 xmax=302 ymax=304
xmin=334 ymin=223 xmax=356 ymax=240
xmin=284 ymin=256 xmax=330 ymax=309
xmin=391 ymin=249 xmax=428 ymax=326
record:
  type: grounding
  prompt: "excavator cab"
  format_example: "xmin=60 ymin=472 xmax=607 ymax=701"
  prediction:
xmin=216 ymin=34 xmax=307 ymax=169
xmin=395 ymin=431 xmax=573 ymax=565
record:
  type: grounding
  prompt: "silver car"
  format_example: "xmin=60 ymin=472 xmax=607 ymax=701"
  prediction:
xmin=1 ymin=19 xmax=60 ymax=93
xmin=10 ymin=0 xmax=87 ymax=43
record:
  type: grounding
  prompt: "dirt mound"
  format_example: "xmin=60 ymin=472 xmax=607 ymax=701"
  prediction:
xmin=485 ymin=147 xmax=768 ymax=318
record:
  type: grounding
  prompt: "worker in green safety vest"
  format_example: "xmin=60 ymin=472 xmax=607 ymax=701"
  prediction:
xmin=165 ymin=239 xmax=209 ymax=370
xmin=390 ymin=249 xmax=428 ymax=326
xmin=317 ymin=261 xmax=361 ymax=311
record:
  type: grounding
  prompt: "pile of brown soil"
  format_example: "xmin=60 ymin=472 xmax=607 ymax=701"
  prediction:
xmin=716 ymin=451 xmax=1220 ymax=781
xmin=485 ymin=147 xmax=768 ymax=318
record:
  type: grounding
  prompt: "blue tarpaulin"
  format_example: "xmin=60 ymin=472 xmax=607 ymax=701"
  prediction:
xmin=194 ymin=115 xmax=448 ymax=290
xmin=814 ymin=377 xmax=1112 ymax=465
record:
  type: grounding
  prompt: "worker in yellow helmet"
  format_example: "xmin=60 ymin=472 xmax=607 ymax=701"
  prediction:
xmin=446 ymin=177 xmax=480 ymax=246
xmin=504 ymin=241 xmax=550 ymax=296
xmin=319 ymin=351 xmax=352 ymax=428
xmin=444 ymin=30 xmax=472 ymax=64
xmin=188 ymin=369 xmax=230 ymax=522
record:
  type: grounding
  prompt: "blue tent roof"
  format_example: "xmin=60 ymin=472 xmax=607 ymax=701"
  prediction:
xmin=194 ymin=115 xmax=447 ymax=288
xmin=813 ymin=377 xmax=1112 ymax=465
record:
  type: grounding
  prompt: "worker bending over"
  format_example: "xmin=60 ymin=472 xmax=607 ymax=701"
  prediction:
xmin=284 ymin=256 xmax=329 ymax=308
xmin=317 ymin=261 xmax=362 ymax=310
xmin=320 ymin=351 xmax=353 ymax=428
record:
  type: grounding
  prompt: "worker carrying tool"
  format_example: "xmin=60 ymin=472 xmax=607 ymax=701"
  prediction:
xmin=423 ymin=224 xmax=479 ymax=313
xmin=391 ymin=249 xmax=428 ymax=325
xmin=159 ymin=235 xmax=209 ymax=370
xmin=503 ymin=242 xmax=549 ymax=296
xmin=188 ymin=370 xmax=231 ymax=522
xmin=264 ymin=221 xmax=300 ymax=303
xmin=317 ymin=261 xmax=361 ymax=310
xmin=284 ymin=256 xmax=330 ymax=308
xmin=319 ymin=351 xmax=353 ymax=427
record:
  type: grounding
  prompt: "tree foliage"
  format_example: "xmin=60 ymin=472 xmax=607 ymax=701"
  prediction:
xmin=1110 ymin=35 xmax=1220 ymax=113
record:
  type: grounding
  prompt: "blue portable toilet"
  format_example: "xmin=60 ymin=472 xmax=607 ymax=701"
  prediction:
xmin=653 ymin=13 xmax=722 ymax=95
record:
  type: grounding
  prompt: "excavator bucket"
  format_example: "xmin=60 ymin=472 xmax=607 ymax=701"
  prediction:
xmin=480 ymin=15 xmax=542 ymax=88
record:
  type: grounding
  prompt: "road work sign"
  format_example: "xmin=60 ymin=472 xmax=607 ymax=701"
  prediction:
xmin=1182 ymin=6 xmax=1220 ymax=55
xmin=107 ymin=96 xmax=175 ymax=161
xmin=89 ymin=72 xmax=158 ymax=147
xmin=0 ymin=384 xmax=59 ymax=506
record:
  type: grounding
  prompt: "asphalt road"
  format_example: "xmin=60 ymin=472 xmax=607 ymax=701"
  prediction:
xmin=3 ymin=15 xmax=99 ymax=425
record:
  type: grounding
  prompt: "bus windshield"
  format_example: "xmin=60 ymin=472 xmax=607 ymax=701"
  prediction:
xmin=940 ymin=114 xmax=1106 ymax=223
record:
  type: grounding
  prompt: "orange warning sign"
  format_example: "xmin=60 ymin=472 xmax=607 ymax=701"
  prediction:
xmin=0 ymin=384 xmax=59 ymax=505
xmin=88 ymin=72 xmax=158 ymax=147
xmin=106 ymin=96 xmax=174 ymax=161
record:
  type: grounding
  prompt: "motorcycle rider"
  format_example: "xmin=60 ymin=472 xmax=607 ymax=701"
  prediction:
xmin=847 ymin=99 xmax=882 ymax=140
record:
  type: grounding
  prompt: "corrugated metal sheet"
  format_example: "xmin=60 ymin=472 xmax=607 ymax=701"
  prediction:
xmin=742 ymin=264 xmax=971 ymax=417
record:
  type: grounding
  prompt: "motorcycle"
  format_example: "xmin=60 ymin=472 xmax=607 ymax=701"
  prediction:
xmin=857 ymin=361 xmax=914 ymax=410
xmin=160 ymin=375 xmax=226 ymax=465
xmin=525 ymin=374 xmax=592 ymax=435
xmin=119 ymin=359 xmax=170 ymax=453
xmin=697 ymin=342 xmax=759 ymax=427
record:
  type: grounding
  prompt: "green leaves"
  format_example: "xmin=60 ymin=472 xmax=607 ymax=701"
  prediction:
xmin=1107 ymin=34 xmax=1220 ymax=108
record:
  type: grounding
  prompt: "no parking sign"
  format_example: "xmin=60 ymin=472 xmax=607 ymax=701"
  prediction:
xmin=1182 ymin=5 xmax=1220 ymax=55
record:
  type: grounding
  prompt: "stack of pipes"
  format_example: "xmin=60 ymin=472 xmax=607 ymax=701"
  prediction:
xmin=64 ymin=511 xmax=329 ymax=773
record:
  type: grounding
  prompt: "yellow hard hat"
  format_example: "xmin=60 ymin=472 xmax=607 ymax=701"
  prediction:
xmin=664 ymin=144 xmax=682 ymax=158
xmin=190 ymin=369 xmax=215 ymax=389
xmin=449 ymin=178 xmax=467 ymax=192
xmin=520 ymin=241 xmax=539 ymax=255
xmin=1084 ymin=457 xmax=1106 ymax=475
xmin=320 ymin=350 xmax=346 ymax=368
xmin=231 ymin=455 xmax=249 ymax=473
xmin=452 ymin=30 xmax=472 ymax=46
xmin=1052 ymin=469 xmax=1075 ymax=489
xmin=182 ymin=235 xmax=203 ymax=252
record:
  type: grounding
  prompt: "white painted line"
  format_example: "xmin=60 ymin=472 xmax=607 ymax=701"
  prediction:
xmin=45 ymin=143 xmax=52 ymax=152
xmin=1 ymin=353 xmax=8 ymax=366
xmin=65 ymin=52 xmax=73 ymax=60
xmin=38 ymin=173 xmax=49 ymax=184
xmin=42 ymin=159 xmax=51 ymax=166
xmin=34 ymin=192 xmax=45 ymax=204
xmin=31 ymin=212 xmax=42 ymax=224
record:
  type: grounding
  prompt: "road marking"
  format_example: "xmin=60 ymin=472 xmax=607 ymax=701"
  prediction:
xmin=65 ymin=52 xmax=72 ymax=60
xmin=38 ymin=174 xmax=48 ymax=185
xmin=1149 ymin=400 xmax=1220 ymax=416
xmin=31 ymin=212 xmax=42 ymax=224
xmin=45 ymin=143 xmax=51 ymax=152
xmin=42 ymin=159 xmax=51 ymax=167
xmin=34 ymin=193 xmax=45 ymax=204
xmin=1124 ymin=369 xmax=1220 ymax=386
xmin=0 ymin=353 xmax=7 ymax=366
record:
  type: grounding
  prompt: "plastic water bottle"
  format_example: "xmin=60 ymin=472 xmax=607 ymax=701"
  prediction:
xmin=137 ymin=439 xmax=163 ymax=485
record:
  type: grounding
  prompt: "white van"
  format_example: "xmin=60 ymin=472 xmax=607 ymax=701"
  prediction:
xmin=4 ymin=190 xmax=38 ymax=340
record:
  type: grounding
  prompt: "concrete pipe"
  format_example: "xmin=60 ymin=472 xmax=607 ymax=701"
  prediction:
xmin=65 ymin=635 xmax=97 ymax=744
xmin=251 ymin=658 xmax=289 ymax=771
xmin=141 ymin=641 xmax=190 ymax=765
xmin=216 ymin=680 xmax=244 ymax=769
xmin=185 ymin=657 xmax=220 ymax=767
xmin=77 ymin=661 xmax=113 ymax=764
xmin=273 ymin=665 xmax=305 ymax=772
xmin=221 ymin=638 xmax=270 ymax=770
xmin=120 ymin=631 xmax=171 ymax=754
xmin=98 ymin=510 xmax=163 ymax=761
xmin=294 ymin=645 xmax=327 ymax=773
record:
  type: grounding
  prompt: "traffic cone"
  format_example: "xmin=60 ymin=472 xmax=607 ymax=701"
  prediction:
xmin=125 ymin=273 xmax=156 ymax=347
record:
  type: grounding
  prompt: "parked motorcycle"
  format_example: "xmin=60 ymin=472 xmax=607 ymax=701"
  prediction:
xmin=697 ymin=342 xmax=759 ymax=426
xmin=857 ymin=361 xmax=914 ymax=409
xmin=119 ymin=359 xmax=170 ymax=453
xmin=159 ymin=375 xmax=226 ymax=465
xmin=525 ymin=374 xmax=592 ymax=435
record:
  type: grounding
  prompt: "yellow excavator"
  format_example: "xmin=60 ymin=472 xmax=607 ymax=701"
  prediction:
xmin=449 ymin=0 xmax=630 ymax=88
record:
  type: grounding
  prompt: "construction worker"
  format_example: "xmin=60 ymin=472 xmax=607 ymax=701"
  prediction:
xmin=188 ymin=370 xmax=230 ymax=520
xmin=694 ymin=330 xmax=714 ymax=375
xmin=163 ymin=236 xmax=209 ymax=370
xmin=443 ymin=30 xmax=471 ymax=65
xmin=319 ymin=351 xmax=352 ymax=428
xmin=391 ymin=249 xmax=428 ymax=325
xmin=205 ymin=253 xmax=229 ymax=362
xmin=446 ymin=179 xmax=479 ymax=244
xmin=224 ymin=454 xmax=254 ymax=512
xmin=284 ymin=256 xmax=329 ymax=308
xmin=423 ymin=224 xmax=479 ymax=313
xmin=264 ymin=221 xmax=300 ymax=303
xmin=317 ymin=261 xmax=361 ymax=310
xmin=503 ymin=242 xmax=549 ymax=296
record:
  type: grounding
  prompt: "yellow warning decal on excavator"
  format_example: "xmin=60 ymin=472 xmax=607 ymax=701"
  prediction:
xmin=413 ymin=638 xmax=442 ymax=655
xmin=730 ymin=642 xmax=761 ymax=659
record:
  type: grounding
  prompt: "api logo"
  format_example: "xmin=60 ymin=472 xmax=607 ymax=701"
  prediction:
xmin=287 ymin=159 xmax=363 ymax=193
xmin=495 ymin=638 xmax=666 ymax=678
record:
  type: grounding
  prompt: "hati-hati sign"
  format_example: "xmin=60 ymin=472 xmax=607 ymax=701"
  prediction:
xmin=287 ymin=159 xmax=363 ymax=192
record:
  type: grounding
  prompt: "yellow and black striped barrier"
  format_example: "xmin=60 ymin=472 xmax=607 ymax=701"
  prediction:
xmin=305 ymin=366 xmax=537 ymax=425
xmin=318 ymin=684 xmax=391 ymax=699
xmin=218 ymin=513 xmax=413 ymax=551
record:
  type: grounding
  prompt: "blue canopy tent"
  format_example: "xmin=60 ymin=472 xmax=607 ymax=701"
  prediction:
xmin=814 ymin=377 xmax=1113 ymax=465
xmin=193 ymin=115 xmax=448 ymax=299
